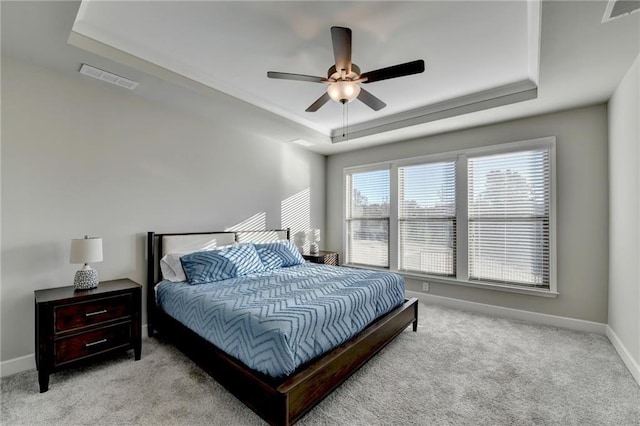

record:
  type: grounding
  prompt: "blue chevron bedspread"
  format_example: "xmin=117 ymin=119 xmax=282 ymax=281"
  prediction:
xmin=155 ymin=263 xmax=405 ymax=377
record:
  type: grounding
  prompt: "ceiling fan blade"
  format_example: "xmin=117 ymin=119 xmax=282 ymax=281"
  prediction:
xmin=361 ymin=59 xmax=425 ymax=84
xmin=267 ymin=71 xmax=326 ymax=83
xmin=331 ymin=26 xmax=352 ymax=75
xmin=306 ymin=92 xmax=331 ymax=112
xmin=357 ymin=88 xmax=386 ymax=111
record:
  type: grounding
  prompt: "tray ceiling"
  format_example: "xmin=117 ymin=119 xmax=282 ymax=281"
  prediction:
xmin=4 ymin=1 xmax=636 ymax=154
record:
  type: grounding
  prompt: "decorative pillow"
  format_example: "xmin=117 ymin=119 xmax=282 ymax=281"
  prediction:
xmin=180 ymin=244 xmax=265 ymax=284
xmin=255 ymin=246 xmax=284 ymax=270
xmin=180 ymin=251 xmax=236 ymax=284
xmin=254 ymin=240 xmax=305 ymax=269
xmin=218 ymin=244 xmax=266 ymax=276
xmin=160 ymin=243 xmax=236 ymax=282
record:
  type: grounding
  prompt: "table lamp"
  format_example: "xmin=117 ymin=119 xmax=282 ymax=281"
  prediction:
xmin=308 ymin=229 xmax=320 ymax=255
xmin=70 ymin=236 xmax=103 ymax=290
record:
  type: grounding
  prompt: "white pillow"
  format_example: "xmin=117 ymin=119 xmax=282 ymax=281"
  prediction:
xmin=160 ymin=243 xmax=237 ymax=282
xmin=160 ymin=253 xmax=187 ymax=282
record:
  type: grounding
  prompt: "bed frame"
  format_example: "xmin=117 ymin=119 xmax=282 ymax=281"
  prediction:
xmin=147 ymin=230 xmax=418 ymax=426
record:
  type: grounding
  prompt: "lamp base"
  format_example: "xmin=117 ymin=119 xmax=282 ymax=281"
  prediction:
xmin=74 ymin=269 xmax=99 ymax=290
xmin=309 ymin=242 xmax=319 ymax=255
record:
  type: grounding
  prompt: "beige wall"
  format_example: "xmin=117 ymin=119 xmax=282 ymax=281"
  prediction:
xmin=608 ymin=55 xmax=640 ymax=367
xmin=327 ymin=105 xmax=609 ymax=323
xmin=0 ymin=57 xmax=326 ymax=362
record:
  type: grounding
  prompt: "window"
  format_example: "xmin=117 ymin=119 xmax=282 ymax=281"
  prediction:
xmin=398 ymin=161 xmax=456 ymax=276
xmin=468 ymin=149 xmax=550 ymax=287
xmin=344 ymin=138 xmax=555 ymax=293
xmin=345 ymin=168 xmax=390 ymax=268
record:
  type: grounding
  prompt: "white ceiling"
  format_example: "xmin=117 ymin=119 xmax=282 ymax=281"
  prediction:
xmin=1 ymin=1 xmax=639 ymax=155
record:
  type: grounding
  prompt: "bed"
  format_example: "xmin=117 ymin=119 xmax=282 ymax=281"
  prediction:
xmin=147 ymin=229 xmax=418 ymax=425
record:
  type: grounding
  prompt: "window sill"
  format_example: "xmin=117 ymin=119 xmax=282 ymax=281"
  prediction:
xmin=343 ymin=264 xmax=559 ymax=298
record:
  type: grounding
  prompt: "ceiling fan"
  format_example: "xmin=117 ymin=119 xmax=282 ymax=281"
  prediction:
xmin=267 ymin=26 xmax=425 ymax=112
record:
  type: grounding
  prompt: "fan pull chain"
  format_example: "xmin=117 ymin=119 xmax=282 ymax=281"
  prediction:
xmin=342 ymin=102 xmax=349 ymax=141
xmin=342 ymin=103 xmax=345 ymax=139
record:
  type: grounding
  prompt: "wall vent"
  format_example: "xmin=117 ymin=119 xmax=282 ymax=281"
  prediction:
xmin=603 ymin=0 xmax=640 ymax=23
xmin=79 ymin=64 xmax=139 ymax=90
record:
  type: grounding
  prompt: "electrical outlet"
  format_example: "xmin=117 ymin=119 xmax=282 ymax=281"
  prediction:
xmin=422 ymin=282 xmax=429 ymax=292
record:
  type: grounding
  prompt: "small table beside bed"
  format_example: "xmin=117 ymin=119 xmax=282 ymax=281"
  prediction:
xmin=146 ymin=229 xmax=418 ymax=426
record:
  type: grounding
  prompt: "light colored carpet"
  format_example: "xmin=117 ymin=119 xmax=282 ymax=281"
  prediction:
xmin=2 ymin=304 xmax=639 ymax=425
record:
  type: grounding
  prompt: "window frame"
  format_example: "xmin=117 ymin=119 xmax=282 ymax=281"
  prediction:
xmin=343 ymin=137 xmax=557 ymax=297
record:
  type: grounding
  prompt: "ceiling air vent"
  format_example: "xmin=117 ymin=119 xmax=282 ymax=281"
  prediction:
xmin=79 ymin=64 xmax=139 ymax=90
xmin=290 ymin=139 xmax=314 ymax=147
xmin=603 ymin=0 xmax=640 ymax=23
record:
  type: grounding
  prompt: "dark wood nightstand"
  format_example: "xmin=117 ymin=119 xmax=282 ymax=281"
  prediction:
xmin=34 ymin=278 xmax=142 ymax=392
xmin=302 ymin=250 xmax=339 ymax=266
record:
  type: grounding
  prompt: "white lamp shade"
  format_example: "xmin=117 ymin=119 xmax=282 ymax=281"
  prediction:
xmin=307 ymin=229 xmax=321 ymax=242
xmin=70 ymin=237 xmax=103 ymax=264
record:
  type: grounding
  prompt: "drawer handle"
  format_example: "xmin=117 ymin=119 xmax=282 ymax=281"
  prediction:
xmin=85 ymin=338 xmax=107 ymax=348
xmin=85 ymin=309 xmax=107 ymax=317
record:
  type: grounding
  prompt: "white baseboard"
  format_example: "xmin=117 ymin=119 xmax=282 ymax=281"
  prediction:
xmin=406 ymin=291 xmax=607 ymax=334
xmin=0 ymin=354 xmax=36 ymax=378
xmin=1 ymin=323 xmax=150 ymax=378
xmin=606 ymin=325 xmax=640 ymax=386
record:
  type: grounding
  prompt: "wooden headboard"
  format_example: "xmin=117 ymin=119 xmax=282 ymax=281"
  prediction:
xmin=145 ymin=228 xmax=290 ymax=337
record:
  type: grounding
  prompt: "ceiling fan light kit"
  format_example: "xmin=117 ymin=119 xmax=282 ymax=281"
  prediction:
xmin=267 ymin=26 xmax=425 ymax=113
xmin=327 ymin=81 xmax=361 ymax=103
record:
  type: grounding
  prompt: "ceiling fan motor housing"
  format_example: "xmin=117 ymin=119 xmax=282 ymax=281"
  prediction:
xmin=327 ymin=64 xmax=361 ymax=81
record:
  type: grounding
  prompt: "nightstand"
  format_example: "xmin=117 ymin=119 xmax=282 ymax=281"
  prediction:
xmin=302 ymin=250 xmax=339 ymax=266
xmin=34 ymin=278 xmax=141 ymax=392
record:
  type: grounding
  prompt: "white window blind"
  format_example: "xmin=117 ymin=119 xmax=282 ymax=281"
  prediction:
xmin=345 ymin=169 xmax=390 ymax=268
xmin=398 ymin=161 xmax=456 ymax=276
xmin=468 ymin=148 xmax=550 ymax=287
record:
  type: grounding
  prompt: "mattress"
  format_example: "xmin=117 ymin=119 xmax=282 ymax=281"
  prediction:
xmin=155 ymin=263 xmax=405 ymax=377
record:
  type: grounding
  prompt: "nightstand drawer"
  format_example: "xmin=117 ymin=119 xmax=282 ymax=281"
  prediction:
xmin=55 ymin=294 xmax=132 ymax=332
xmin=54 ymin=322 xmax=132 ymax=365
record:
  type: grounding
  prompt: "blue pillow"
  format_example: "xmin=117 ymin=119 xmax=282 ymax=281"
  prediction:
xmin=181 ymin=244 xmax=265 ymax=284
xmin=219 ymin=244 xmax=266 ymax=276
xmin=255 ymin=246 xmax=284 ymax=270
xmin=255 ymin=240 xmax=305 ymax=269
